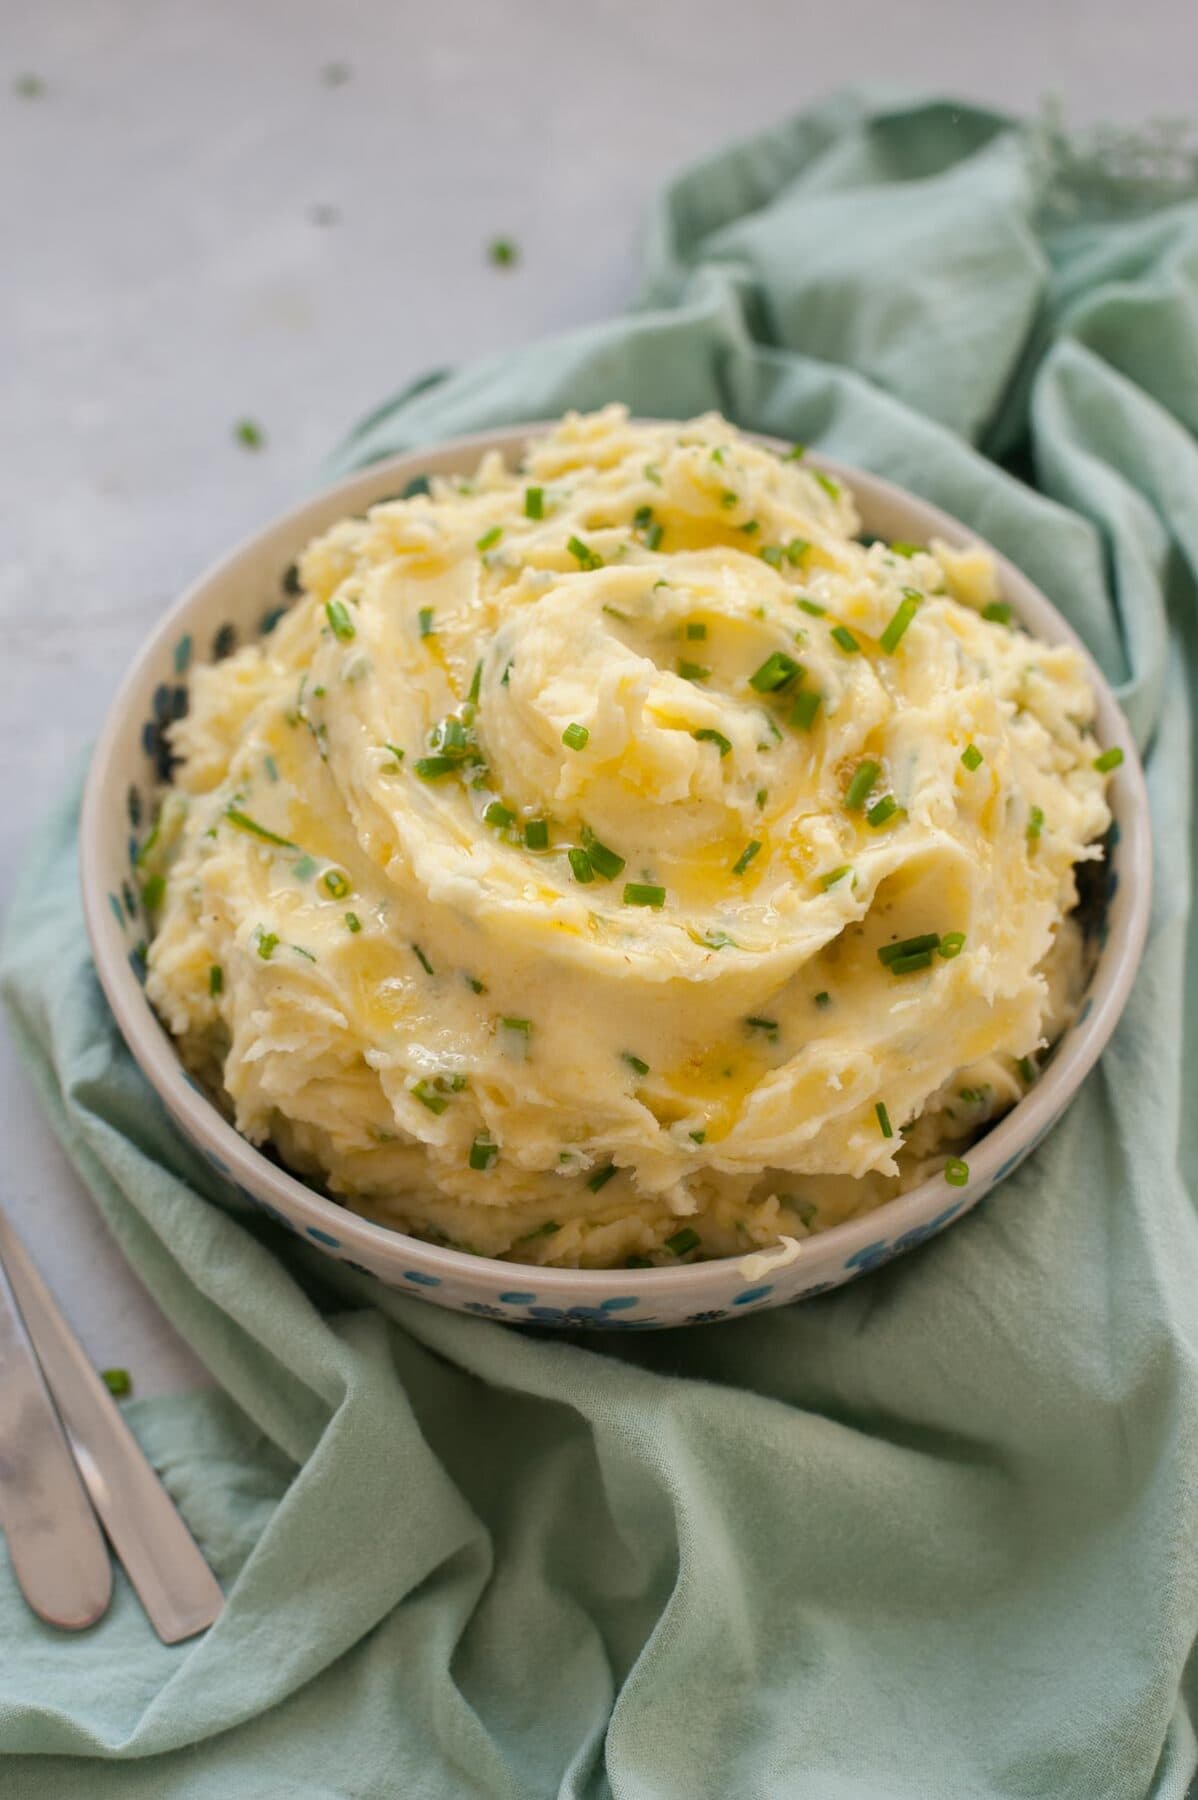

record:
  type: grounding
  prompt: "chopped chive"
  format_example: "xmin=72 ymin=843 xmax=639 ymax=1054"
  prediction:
xmin=644 ymin=523 xmax=663 ymax=551
xmin=844 ymin=760 xmax=880 ymax=811
xmin=464 ymin=665 xmax=483 ymax=710
xmin=322 ymin=868 xmax=351 ymax=899
xmin=484 ymin=801 xmax=515 ymax=829
xmin=567 ymin=534 xmax=603 ymax=570
xmin=686 ymin=621 xmax=708 ymax=640
xmin=785 ymin=538 xmax=809 ymax=565
xmin=783 ymin=443 xmax=806 ymax=461
xmin=256 ymin=930 xmax=279 ymax=960
xmin=790 ymin=689 xmax=822 ymax=730
xmin=524 ymin=486 xmax=544 ymax=519
xmin=141 ymin=872 xmax=165 ymax=911
xmin=644 ymin=463 xmax=662 ymax=485
xmin=939 ymin=932 xmax=966 ymax=959
xmin=384 ymin=742 xmax=405 ymax=765
xmin=412 ymin=944 xmax=435 ymax=975
xmin=562 ymin=721 xmax=589 ymax=750
xmin=101 ymin=1368 xmax=131 ymax=1398
xmin=749 ymin=651 xmax=801 ymax=693
xmin=418 ymin=606 xmax=435 ymax=638
xmin=1018 ymin=1055 xmax=1037 ymax=1084
xmin=209 ymin=965 xmax=223 ymax=996
xmin=761 ymin=544 xmax=784 ymax=569
xmin=520 ymin=1220 xmax=561 ymax=1243
xmin=890 ymin=541 xmax=922 ymax=557
xmin=745 ymin=1016 xmax=778 ymax=1038
xmin=501 ymin=661 xmax=512 ymax=686
xmin=876 ymin=1101 xmax=894 ymax=1139
xmin=961 ymin=743 xmax=984 ymax=771
xmin=741 ymin=520 xmax=760 ymax=535
xmin=819 ymin=864 xmax=853 ymax=891
xmin=732 ymin=840 xmax=762 ymax=876
xmin=1027 ymin=805 xmax=1045 ymax=841
xmin=411 ymin=1079 xmax=449 ymax=1115
xmin=878 ymin=933 xmax=941 ymax=966
xmin=623 ymin=882 xmax=666 ymax=907
xmin=693 ymin=728 xmax=732 ymax=757
xmin=879 ymin=594 xmax=920 ymax=654
xmin=762 ymin=715 xmax=783 ymax=745
xmin=830 ymin=625 xmax=860 ymax=653
xmin=234 ymin=419 xmax=264 ymax=450
xmin=867 ymin=795 xmax=898 ymax=828
xmin=582 ymin=831 xmax=626 ymax=880
xmin=756 ymin=787 xmax=768 ymax=809
xmin=344 ymin=911 xmax=362 ymax=933
xmin=487 ymin=237 xmax=518 ymax=267
xmin=524 ymin=818 xmax=550 ymax=851
xmin=289 ymin=944 xmax=316 ymax=962
xmin=588 ymin=1163 xmax=618 ymax=1192
xmin=414 ymin=754 xmax=460 ymax=779
xmin=814 ymin=471 xmax=841 ymax=499
xmin=695 ymin=929 xmax=734 ymax=951
xmin=469 ymin=1136 xmax=499 ymax=1171
xmin=466 ymin=975 xmax=487 ymax=994
xmin=983 ymin=601 xmax=1014 ymax=625
xmin=225 ymin=808 xmax=297 ymax=849
xmin=325 ymin=598 xmax=355 ymax=641
xmin=476 ymin=525 xmax=502 ymax=553
xmin=623 ymin=1052 xmax=650 ymax=1077
xmin=665 ymin=1227 xmax=701 ymax=1257
xmin=689 ymin=1130 xmax=706 ymax=1144
xmin=798 ymin=598 xmax=826 ymax=617
xmin=568 ymin=846 xmax=594 ymax=884
xmin=720 ymin=490 xmax=738 ymax=508
xmin=890 ymin=949 xmax=934 ymax=975
xmin=501 ymin=1016 xmax=532 ymax=1036
xmin=678 ymin=660 xmax=710 ymax=682
xmin=633 ymin=504 xmax=653 ymax=530
xmin=814 ymin=991 xmax=831 ymax=1008
xmin=944 ymin=1157 xmax=970 ymax=1187
xmin=1093 ymin=746 xmax=1124 ymax=773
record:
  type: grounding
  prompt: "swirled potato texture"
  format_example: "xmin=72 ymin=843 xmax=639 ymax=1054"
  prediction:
xmin=146 ymin=409 xmax=1113 ymax=1266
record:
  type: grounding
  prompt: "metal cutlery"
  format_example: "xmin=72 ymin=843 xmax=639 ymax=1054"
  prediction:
xmin=0 ymin=1206 xmax=224 ymax=1641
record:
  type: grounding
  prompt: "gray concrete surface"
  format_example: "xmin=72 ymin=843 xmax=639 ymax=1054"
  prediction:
xmin=1 ymin=0 xmax=1193 ymax=1393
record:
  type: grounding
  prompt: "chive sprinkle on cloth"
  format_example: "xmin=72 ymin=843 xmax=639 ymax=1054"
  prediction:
xmin=4 ymin=92 xmax=1198 ymax=1800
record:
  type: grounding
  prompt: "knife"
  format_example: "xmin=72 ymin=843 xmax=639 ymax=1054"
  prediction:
xmin=0 ymin=1207 xmax=224 ymax=1643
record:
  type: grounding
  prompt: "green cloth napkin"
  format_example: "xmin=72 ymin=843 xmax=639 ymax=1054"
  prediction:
xmin=3 ymin=91 xmax=1198 ymax=1800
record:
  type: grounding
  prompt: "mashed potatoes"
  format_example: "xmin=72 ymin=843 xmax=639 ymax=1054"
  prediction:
xmin=144 ymin=408 xmax=1117 ymax=1266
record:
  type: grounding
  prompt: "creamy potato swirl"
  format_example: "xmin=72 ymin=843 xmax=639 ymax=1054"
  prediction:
xmin=146 ymin=408 xmax=1115 ymax=1266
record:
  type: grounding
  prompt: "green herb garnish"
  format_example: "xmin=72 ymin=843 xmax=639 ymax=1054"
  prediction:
xmin=411 ymin=1079 xmax=450 ymax=1115
xmin=234 ymin=419 xmax=265 ymax=451
xmin=814 ymin=471 xmax=841 ymax=499
xmin=820 ymin=865 xmax=853 ymax=890
xmin=524 ymin=486 xmax=544 ymax=519
xmin=412 ymin=944 xmax=435 ymax=975
xmin=588 ymin=1164 xmax=618 ymax=1192
xmin=878 ymin=933 xmax=941 ymax=967
xmin=581 ymin=830 xmax=625 ymax=881
xmin=797 ymin=599 xmax=826 ymax=617
xmin=844 ymin=761 xmax=880 ymax=811
xmin=487 ymin=237 xmax=518 ymax=267
xmin=686 ymin=621 xmax=708 ymax=640
xmin=830 ymin=625 xmax=860 ymax=653
xmin=1093 ymin=746 xmax=1124 ymax=773
xmin=876 ymin=1102 xmax=894 ymax=1139
xmin=944 ymin=1157 xmax=970 ymax=1187
xmin=225 ymin=808 xmax=297 ymax=849
xmin=322 ymin=869 xmax=351 ymax=898
xmin=790 ymin=690 xmax=821 ymax=730
xmin=476 ymin=526 xmax=503 ymax=553
xmin=879 ymin=592 xmax=920 ymax=654
xmin=666 ymin=1227 xmax=701 ymax=1257
xmin=623 ymin=882 xmax=666 ymax=907
xmin=961 ymin=744 xmax=984 ymax=771
xmin=693 ymin=728 xmax=732 ymax=757
xmin=1027 ymin=805 xmax=1045 ymax=841
xmin=256 ymin=930 xmax=279 ymax=960
xmin=344 ymin=912 xmax=362 ymax=933
xmin=101 ymin=1368 xmax=131 ymax=1397
xmin=567 ymin=534 xmax=603 ymax=571
xmin=749 ymin=651 xmax=801 ymax=693
xmin=939 ymin=932 xmax=966 ymax=959
xmin=623 ymin=1052 xmax=650 ymax=1077
xmin=568 ymin=847 xmax=594 ymax=884
xmin=209 ymin=965 xmax=223 ymax=996
xmin=732 ymin=840 xmax=762 ymax=876
xmin=867 ymin=795 xmax=898 ymax=828
xmin=325 ymin=598 xmax=355 ymax=641
xmin=469 ymin=1136 xmax=499 ymax=1171
xmin=678 ymin=660 xmax=710 ymax=682
xmin=562 ymin=722 xmax=589 ymax=751
xmin=524 ymin=818 xmax=550 ymax=851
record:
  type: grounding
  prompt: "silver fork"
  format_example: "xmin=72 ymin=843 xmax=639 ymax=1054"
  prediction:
xmin=0 ymin=1206 xmax=224 ymax=1641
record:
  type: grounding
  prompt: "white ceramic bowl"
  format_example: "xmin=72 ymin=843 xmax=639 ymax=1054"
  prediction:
xmin=81 ymin=425 xmax=1151 ymax=1328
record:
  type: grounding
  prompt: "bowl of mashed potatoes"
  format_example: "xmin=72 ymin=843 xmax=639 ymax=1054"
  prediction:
xmin=81 ymin=409 xmax=1150 ymax=1327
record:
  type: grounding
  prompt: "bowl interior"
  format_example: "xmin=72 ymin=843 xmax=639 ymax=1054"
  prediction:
xmin=79 ymin=426 xmax=1152 ymax=1323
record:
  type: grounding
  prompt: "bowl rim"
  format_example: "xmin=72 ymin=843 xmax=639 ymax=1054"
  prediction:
xmin=80 ymin=421 xmax=1153 ymax=1295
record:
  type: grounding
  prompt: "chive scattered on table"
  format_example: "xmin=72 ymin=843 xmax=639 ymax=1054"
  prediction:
xmin=101 ymin=1369 xmax=131 ymax=1398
